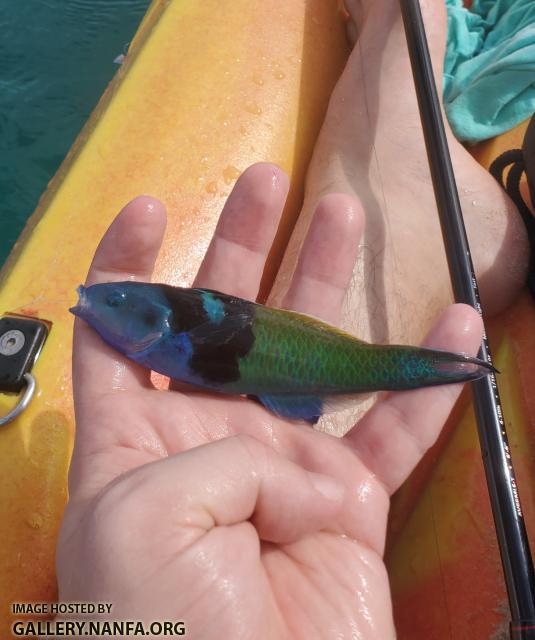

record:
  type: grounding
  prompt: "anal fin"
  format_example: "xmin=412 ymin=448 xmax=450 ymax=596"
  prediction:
xmin=254 ymin=393 xmax=368 ymax=424
xmin=255 ymin=394 xmax=324 ymax=424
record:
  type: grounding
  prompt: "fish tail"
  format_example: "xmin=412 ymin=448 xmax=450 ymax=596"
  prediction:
xmin=383 ymin=346 xmax=497 ymax=390
xmin=429 ymin=351 xmax=497 ymax=380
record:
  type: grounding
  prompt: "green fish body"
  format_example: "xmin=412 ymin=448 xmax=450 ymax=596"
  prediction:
xmin=70 ymin=282 xmax=493 ymax=421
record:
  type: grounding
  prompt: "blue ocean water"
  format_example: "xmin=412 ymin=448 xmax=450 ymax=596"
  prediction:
xmin=0 ymin=0 xmax=151 ymax=268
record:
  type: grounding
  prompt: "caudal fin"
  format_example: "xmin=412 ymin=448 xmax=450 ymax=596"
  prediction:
xmin=431 ymin=352 xmax=497 ymax=381
xmin=390 ymin=347 xmax=498 ymax=390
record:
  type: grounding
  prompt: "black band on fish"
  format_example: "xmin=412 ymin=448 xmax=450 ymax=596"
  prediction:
xmin=161 ymin=286 xmax=256 ymax=385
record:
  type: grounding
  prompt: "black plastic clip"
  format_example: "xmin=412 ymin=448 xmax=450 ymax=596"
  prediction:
xmin=0 ymin=314 xmax=49 ymax=393
xmin=0 ymin=315 xmax=50 ymax=425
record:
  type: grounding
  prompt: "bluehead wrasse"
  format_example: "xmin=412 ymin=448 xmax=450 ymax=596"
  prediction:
xmin=70 ymin=282 xmax=495 ymax=422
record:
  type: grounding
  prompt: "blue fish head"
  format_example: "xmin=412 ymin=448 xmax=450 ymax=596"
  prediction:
xmin=70 ymin=282 xmax=170 ymax=354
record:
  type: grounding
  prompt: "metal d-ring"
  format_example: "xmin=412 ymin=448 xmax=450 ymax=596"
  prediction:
xmin=0 ymin=373 xmax=36 ymax=426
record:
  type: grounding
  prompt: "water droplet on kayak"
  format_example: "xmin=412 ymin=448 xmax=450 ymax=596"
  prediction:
xmin=223 ymin=165 xmax=240 ymax=184
xmin=274 ymin=71 xmax=285 ymax=80
xmin=240 ymin=125 xmax=248 ymax=136
xmin=200 ymin=156 xmax=209 ymax=165
xmin=252 ymin=74 xmax=265 ymax=86
xmin=472 ymin=200 xmax=477 ymax=206
xmin=206 ymin=181 xmax=218 ymax=195
xmin=245 ymin=102 xmax=262 ymax=115
xmin=26 ymin=513 xmax=44 ymax=529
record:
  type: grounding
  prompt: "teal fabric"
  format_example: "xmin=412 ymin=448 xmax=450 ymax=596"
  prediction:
xmin=444 ymin=0 xmax=535 ymax=143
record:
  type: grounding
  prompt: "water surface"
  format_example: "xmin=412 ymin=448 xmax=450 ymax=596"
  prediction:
xmin=0 ymin=0 xmax=151 ymax=268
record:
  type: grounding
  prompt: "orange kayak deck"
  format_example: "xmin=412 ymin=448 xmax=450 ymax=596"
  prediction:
xmin=388 ymin=120 xmax=535 ymax=639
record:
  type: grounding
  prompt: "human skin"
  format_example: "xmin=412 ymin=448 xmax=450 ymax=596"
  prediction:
xmin=57 ymin=164 xmax=484 ymax=638
xmin=268 ymin=0 xmax=530 ymax=434
xmin=271 ymin=0 xmax=529 ymax=349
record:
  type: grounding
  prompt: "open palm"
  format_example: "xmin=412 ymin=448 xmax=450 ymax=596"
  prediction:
xmin=57 ymin=164 xmax=483 ymax=638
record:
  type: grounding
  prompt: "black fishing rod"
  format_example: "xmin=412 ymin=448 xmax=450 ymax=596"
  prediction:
xmin=398 ymin=1 xmax=535 ymax=638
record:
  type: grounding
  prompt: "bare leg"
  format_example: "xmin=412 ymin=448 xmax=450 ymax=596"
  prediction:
xmin=272 ymin=0 xmax=529 ymax=351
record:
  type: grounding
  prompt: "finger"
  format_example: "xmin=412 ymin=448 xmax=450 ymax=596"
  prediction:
xmin=73 ymin=196 xmax=167 ymax=401
xmin=345 ymin=304 xmax=484 ymax=494
xmin=194 ymin=162 xmax=289 ymax=299
xmin=281 ymin=193 xmax=364 ymax=324
xmin=96 ymin=434 xmax=345 ymax=547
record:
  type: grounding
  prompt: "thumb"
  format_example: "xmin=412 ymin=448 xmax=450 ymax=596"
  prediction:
xmin=96 ymin=434 xmax=346 ymax=548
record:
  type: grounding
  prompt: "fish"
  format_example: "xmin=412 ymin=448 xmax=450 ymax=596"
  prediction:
xmin=70 ymin=282 xmax=495 ymax=422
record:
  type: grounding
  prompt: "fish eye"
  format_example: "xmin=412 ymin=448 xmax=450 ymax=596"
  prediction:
xmin=106 ymin=290 xmax=127 ymax=308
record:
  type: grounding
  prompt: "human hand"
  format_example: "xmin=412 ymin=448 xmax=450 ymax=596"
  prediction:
xmin=57 ymin=163 xmax=483 ymax=638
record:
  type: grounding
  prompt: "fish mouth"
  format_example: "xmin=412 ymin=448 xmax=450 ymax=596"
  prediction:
xmin=69 ymin=285 xmax=89 ymax=319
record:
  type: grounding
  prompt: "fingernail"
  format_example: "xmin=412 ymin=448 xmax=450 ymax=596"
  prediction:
xmin=308 ymin=472 xmax=345 ymax=502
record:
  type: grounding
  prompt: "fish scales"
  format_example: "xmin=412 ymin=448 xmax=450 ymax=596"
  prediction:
xmin=237 ymin=305 xmax=436 ymax=394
